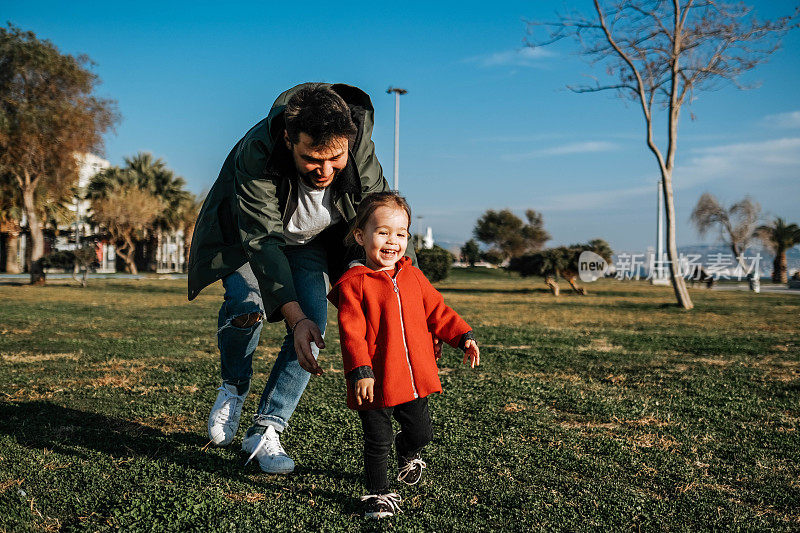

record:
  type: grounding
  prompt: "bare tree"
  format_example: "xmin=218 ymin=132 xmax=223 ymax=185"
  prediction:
xmin=690 ymin=192 xmax=761 ymax=282
xmin=528 ymin=1 xmax=797 ymax=309
xmin=91 ymin=184 xmax=163 ymax=275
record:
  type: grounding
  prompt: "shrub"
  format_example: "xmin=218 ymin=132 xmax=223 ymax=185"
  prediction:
xmin=480 ymin=249 xmax=505 ymax=266
xmin=416 ymin=245 xmax=453 ymax=282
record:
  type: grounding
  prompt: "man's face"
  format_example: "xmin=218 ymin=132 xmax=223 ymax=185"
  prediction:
xmin=285 ymin=131 xmax=349 ymax=189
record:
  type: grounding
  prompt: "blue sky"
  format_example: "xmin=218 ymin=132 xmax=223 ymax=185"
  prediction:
xmin=6 ymin=1 xmax=800 ymax=252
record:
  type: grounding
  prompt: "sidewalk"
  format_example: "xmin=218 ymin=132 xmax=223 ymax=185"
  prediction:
xmin=711 ymin=283 xmax=800 ymax=295
xmin=0 ymin=273 xmax=188 ymax=280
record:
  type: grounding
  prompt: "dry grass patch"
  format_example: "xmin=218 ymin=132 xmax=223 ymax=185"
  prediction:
xmin=0 ymin=328 xmax=32 ymax=335
xmin=0 ymin=478 xmax=24 ymax=494
xmin=518 ymin=371 xmax=584 ymax=383
xmin=96 ymin=331 xmax=124 ymax=339
xmin=558 ymin=415 xmax=670 ymax=431
xmin=691 ymin=357 xmax=733 ymax=366
xmin=625 ymin=432 xmax=679 ymax=449
xmin=134 ymin=414 xmax=197 ymax=434
xmin=503 ymin=402 xmax=526 ymax=412
xmin=131 ymin=384 xmax=200 ymax=395
xmin=481 ymin=344 xmax=532 ymax=350
xmin=95 ymin=358 xmax=172 ymax=374
xmin=602 ymin=373 xmax=627 ymax=384
xmin=225 ymin=492 xmax=267 ymax=503
xmin=624 ymin=416 xmax=670 ymax=427
xmin=2 ymin=352 xmax=79 ymax=363
xmin=560 ymin=419 xmax=620 ymax=430
xmin=90 ymin=374 xmax=140 ymax=390
xmin=762 ymin=361 xmax=800 ymax=383
xmin=6 ymin=386 xmax=66 ymax=401
xmin=579 ymin=337 xmax=625 ymax=353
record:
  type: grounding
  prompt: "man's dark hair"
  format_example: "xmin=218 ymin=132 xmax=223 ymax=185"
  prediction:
xmin=284 ymin=85 xmax=358 ymax=147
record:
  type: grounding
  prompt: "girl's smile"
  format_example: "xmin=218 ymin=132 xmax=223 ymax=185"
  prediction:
xmin=354 ymin=205 xmax=409 ymax=271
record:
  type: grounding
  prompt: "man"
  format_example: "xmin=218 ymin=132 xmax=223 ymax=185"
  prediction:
xmin=187 ymin=83 xmax=416 ymax=473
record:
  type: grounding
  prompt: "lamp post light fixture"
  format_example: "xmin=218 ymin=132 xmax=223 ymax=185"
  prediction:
xmin=387 ymin=86 xmax=407 ymax=192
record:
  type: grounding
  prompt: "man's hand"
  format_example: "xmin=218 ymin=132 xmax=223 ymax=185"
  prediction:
xmin=355 ymin=377 xmax=375 ymax=406
xmin=293 ymin=319 xmax=324 ymax=375
xmin=282 ymin=301 xmax=324 ymax=376
xmin=463 ymin=339 xmax=480 ymax=369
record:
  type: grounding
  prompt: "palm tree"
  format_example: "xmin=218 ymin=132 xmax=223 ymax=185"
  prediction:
xmin=756 ymin=218 xmax=800 ymax=283
xmin=176 ymin=193 xmax=203 ymax=273
xmin=124 ymin=153 xmax=190 ymax=270
xmin=690 ymin=193 xmax=761 ymax=282
xmin=87 ymin=153 xmax=190 ymax=271
xmin=88 ymin=166 xmax=163 ymax=274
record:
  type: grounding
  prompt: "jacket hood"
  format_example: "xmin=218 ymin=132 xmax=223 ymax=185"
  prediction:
xmin=327 ymin=256 xmax=412 ymax=307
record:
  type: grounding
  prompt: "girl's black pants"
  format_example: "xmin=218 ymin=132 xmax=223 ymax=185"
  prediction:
xmin=357 ymin=396 xmax=432 ymax=494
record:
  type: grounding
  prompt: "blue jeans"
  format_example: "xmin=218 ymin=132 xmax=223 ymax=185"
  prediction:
xmin=217 ymin=244 xmax=329 ymax=432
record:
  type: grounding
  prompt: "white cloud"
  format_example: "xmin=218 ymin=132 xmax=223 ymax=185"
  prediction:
xmin=536 ymin=185 xmax=654 ymax=212
xmin=502 ymin=141 xmax=618 ymax=161
xmin=679 ymin=137 xmax=800 ymax=188
xmin=463 ymin=47 xmax=553 ymax=68
xmin=763 ymin=111 xmax=800 ymax=129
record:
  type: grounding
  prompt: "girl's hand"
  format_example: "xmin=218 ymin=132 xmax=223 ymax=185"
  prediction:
xmin=355 ymin=378 xmax=375 ymax=405
xmin=433 ymin=337 xmax=443 ymax=360
xmin=463 ymin=340 xmax=480 ymax=369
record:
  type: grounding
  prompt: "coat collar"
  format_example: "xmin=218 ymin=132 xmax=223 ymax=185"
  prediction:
xmin=335 ymin=256 xmax=412 ymax=287
xmin=328 ymin=256 xmax=412 ymax=307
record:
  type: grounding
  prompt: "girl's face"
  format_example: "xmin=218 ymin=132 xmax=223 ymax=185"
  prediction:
xmin=354 ymin=205 xmax=409 ymax=271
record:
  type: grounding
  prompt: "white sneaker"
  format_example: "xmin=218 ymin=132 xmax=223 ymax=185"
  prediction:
xmin=242 ymin=425 xmax=295 ymax=474
xmin=207 ymin=383 xmax=248 ymax=446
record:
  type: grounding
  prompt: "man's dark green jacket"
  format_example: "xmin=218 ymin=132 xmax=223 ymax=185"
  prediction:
xmin=187 ymin=82 xmax=414 ymax=321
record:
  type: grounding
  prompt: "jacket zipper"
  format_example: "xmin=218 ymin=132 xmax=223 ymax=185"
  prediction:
xmin=333 ymin=192 xmax=346 ymax=220
xmin=281 ymin=179 xmax=293 ymax=220
xmin=388 ymin=268 xmax=418 ymax=399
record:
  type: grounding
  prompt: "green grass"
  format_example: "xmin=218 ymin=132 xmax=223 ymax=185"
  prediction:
xmin=1 ymin=269 xmax=798 ymax=531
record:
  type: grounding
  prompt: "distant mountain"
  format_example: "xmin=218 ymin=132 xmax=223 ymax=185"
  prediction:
xmin=676 ymin=243 xmax=799 ymax=277
xmin=610 ymin=243 xmax=799 ymax=279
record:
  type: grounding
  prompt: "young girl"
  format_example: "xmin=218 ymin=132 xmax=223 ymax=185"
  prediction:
xmin=327 ymin=192 xmax=480 ymax=519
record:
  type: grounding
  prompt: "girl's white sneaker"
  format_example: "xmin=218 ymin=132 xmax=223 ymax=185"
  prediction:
xmin=361 ymin=493 xmax=401 ymax=519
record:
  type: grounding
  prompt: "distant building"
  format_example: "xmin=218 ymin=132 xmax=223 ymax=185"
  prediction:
xmin=3 ymin=152 xmax=187 ymax=274
xmin=422 ymin=226 xmax=434 ymax=249
xmin=72 ymin=153 xmax=109 ymax=235
xmin=49 ymin=153 xmax=117 ymax=272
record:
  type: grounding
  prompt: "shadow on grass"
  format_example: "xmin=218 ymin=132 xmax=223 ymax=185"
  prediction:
xmin=553 ymin=300 xmax=678 ymax=311
xmin=2 ymin=400 xmax=214 ymax=464
xmin=438 ymin=287 xmax=551 ymax=295
xmin=1 ymin=400 xmax=360 ymax=493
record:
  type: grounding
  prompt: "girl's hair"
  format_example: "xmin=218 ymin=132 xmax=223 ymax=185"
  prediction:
xmin=345 ymin=192 xmax=412 ymax=246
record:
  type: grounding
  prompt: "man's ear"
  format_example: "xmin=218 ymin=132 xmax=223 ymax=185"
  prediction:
xmin=353 ymin=229 xmax=365 ymax=246
xmin=283 ymin=130 xmax=292 ymax=150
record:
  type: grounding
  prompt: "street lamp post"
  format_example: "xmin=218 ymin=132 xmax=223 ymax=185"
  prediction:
xmin=652 ymin=177 xmax=669 ymax=285
xmin=387 ymin=87 xmax=407 ymax=191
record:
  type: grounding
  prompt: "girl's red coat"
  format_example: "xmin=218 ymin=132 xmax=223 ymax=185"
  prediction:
xmin=327 ymin=256 xmax=471 ymax=410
